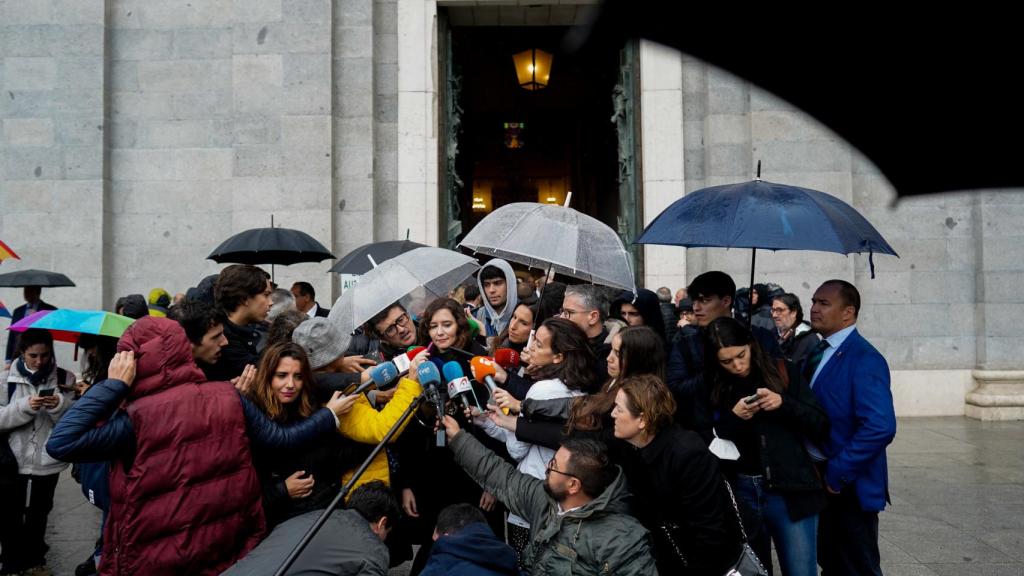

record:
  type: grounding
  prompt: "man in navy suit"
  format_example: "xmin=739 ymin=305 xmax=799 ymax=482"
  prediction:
xmin=4 ymin=286 xmax=57 ymax=368
xmin=808 ymin=279 xmax=896 ymax=576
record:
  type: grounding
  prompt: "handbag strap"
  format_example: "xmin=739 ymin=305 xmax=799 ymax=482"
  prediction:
xmin=722 ymin=478 xmax=750 ymax=544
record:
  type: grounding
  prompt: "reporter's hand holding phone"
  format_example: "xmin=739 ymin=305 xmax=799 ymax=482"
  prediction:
xmin=732 ymin=393 xmax=761 ymax=420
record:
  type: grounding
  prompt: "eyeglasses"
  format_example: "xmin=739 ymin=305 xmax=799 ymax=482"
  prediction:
xmin=380 ymin=313 xmax=410 ymax=338
xmin=770 ymin=307 xmax=789 ymax=315
xmin=558 ymin=308 xmax=584 ymax=318
xmin=546 ymin=457 xmax=577 ymax=479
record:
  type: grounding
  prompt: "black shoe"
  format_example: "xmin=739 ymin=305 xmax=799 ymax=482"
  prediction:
xmin=74 ymin=555 xmax=97 ymax=576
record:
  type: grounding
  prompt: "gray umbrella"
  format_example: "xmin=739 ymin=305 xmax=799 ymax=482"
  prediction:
xmin=327 ymin=247 xmax=480 ymax=335
xmin=0 ymin=269 xmax=75 ymax=287
xmin=459 ymin=202 xmax=636 ymax=293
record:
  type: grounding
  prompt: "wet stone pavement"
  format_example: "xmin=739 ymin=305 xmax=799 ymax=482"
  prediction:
xmin=34 ymin=417 xmax=1024 ymax=575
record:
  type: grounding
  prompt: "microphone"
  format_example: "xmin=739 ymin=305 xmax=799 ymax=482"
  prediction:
xmin=494 ymin=348 xmax=521 ymax=370
xmin=442 ymin=361 xmax=482 ymax=413
xmin=350 ymin=346 xmax=430 ymax=396
xmin=416 ymin=361 xmax=447 ymax=447
xmin=349 ymin=361 xmax=400 ymax=397
xmin=470 ymin=356 xmax=509 ymax=415
xmin=393 ymin=346 xmax=427 ymax=374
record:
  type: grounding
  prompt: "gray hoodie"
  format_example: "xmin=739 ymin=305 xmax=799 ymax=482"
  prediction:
xmin=474 ymin=259 xmax=519 ymax=339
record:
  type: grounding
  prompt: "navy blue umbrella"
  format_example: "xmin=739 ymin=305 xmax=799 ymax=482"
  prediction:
xmin=636 ymin=178 xmax=898 ymax=308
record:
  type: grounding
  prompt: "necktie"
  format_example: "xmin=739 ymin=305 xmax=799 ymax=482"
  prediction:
xmin=803 ymin=339 xmax=831 ymax=385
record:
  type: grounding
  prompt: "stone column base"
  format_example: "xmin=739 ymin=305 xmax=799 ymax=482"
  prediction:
xmin=966 ymin=370 xmax=1024 ymax=421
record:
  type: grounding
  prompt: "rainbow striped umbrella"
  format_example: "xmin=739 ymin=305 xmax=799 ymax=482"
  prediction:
xmin=9 ymin=309 xmax=135 ymax=343
xmin=0 ymin=300 xmax=10 ymax=319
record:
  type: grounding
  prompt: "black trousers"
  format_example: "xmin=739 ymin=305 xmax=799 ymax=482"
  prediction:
xmin=0 ymin=473 xmax=60 ymax=573
xmin=817 ymin=490 xmax=882 ymax=576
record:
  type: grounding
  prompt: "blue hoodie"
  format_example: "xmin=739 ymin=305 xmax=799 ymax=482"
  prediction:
xmin=420 ymin=522 xmax=522 ymax=576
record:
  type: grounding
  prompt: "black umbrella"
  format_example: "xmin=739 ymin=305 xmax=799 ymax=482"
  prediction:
xmin=570 ymin=2 xmax=1021 ymax=198
xmin=208 ymin=227 xmax=334 ymax=266
xmin=329 ymin=239 xmax=427 ymax=275
xmin=0 ymin=269 xmax=75 ymax=288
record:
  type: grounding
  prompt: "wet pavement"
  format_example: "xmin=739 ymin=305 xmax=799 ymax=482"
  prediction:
xmin=34 ymin=417 xmax=1024 ymax=575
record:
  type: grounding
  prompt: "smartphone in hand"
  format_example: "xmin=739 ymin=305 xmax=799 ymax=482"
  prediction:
xmin=743 ymin=393 xmax=761 ymax=405
xmin=37 ymin=388 xmax=56 ymax=397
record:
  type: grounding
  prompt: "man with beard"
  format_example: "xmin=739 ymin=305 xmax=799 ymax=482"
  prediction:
xmin=440 ymin=416 xmax=657 ymax=576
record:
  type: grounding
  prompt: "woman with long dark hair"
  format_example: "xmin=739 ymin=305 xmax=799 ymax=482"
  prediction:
xmin=565 ymin=325 xmax=664 ymax=436
xmin=0 ymin=329 xmax=76 ymax=575
xmin=246 ymin=342 xmax=347 ymax=527
xmin=704 ymin=317 xmax=829 ymax=576
xmin=474 ymin=318 xmax=594 ymax=560
xmin=397 ymin=297 xmax=505 ymax=574
xmin=488 ymin=302 xmax=535 ymax=357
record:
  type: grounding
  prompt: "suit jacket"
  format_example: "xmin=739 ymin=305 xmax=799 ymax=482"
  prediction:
xmin=811 ymin=328 xmax=896 ymax=512
xmin=5 ymin=300 xmax=57 ymax=362
xmin=313 ymin=302 xmax=330 ymax=318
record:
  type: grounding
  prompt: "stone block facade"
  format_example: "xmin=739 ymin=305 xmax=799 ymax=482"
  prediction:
xmin=1 ymin=0 xmax=1022 ymax=415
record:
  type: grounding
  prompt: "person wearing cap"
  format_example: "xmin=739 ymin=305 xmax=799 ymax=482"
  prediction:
xmin=115 ymin=293 xmax=150 ymax=320
xmin=292 ymin=317 xmax=427 ymax=494
xmin=147 ymin=287 xmax=172 ymax=317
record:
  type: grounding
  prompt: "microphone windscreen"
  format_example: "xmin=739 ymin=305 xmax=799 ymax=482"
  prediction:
xmin=404 ymin=346 xmax=427 ymax=360
xmin=417 ymin=361 xmax=442 ymax=386
xmin=429 ymin=356 xmax=446 ymax=373
xmin=495 ymin=348 xmax=521 ymax=369
xmin=369 ymin=362 xmax=399 ymax=386
xmin=442 ymin=360 xmax=465 ymax=382
xmin=470 ymin=356 xmax=496 ymax=381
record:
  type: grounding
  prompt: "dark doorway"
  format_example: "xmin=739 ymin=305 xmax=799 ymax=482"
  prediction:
xmin=447 ymin=26 xmax=624 ymax=243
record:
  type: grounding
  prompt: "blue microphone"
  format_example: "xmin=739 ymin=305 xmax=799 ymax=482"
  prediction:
xmin=442 ymin=361 xmax=482 ymax=412
xmin=369 ymin=362 xmax=399 ymax=389
xmin=347 ymin=361 xmax=400 ymax=398
xmin=416 ymin=361 xmax=447 ymax=447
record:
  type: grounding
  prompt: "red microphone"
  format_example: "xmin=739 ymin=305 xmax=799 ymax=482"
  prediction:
xmin=494 ymin=348 xmax=520 ymax=370
xmin=392 ymin=346 xmax=428 ymax=374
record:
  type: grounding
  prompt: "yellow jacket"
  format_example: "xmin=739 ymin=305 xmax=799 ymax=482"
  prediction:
xmin=338 ymin=376 xmax=422 ymax=494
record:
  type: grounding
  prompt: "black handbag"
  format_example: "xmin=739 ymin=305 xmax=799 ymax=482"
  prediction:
xmin=722 ymin=480 xmax=769 ymax=576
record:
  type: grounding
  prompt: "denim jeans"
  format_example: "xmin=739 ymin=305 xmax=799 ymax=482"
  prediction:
xmin=734 ymin=474 xmax=818 ymax=576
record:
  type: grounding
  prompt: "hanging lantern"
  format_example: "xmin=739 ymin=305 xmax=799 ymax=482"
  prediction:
xmin=512 ymin=49 xmax=553 ymax=91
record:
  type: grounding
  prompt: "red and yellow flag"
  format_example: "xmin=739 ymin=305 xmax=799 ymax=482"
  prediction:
xmin=0 ymin=240 xmax=20 ymax=262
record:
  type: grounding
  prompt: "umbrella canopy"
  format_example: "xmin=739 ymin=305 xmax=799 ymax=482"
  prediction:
xmin=0 ymin=269 xmax=75 ymax=287
xmin=636 ymin=179 xmax=898 ymax=305
xmin=208 ymin=227 xmax=334 ymax=266
xmin=9 ymin=309 xmax=136 ymax=343
xmin=637 ymin=179 xmax=898 ymax=257
xmin=459 ymin=202 xmax=636 ymax=293
xmin=328 ymin=247 xmax=480 ymax=336
xmin=329 ymin=239 xmax=428 ymax=275
xmin=572 ymin=1 xmax=1021 ymax=198
xmin=0 ymin=300 xmax=11 ymax=319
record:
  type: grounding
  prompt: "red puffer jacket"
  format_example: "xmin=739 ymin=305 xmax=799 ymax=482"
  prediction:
xmin=102 ymin=317 xmax=266 ymax=575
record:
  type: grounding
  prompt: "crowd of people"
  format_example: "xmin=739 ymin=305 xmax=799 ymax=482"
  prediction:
xmin=0 ymin=259 xmax=897 ymax=576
